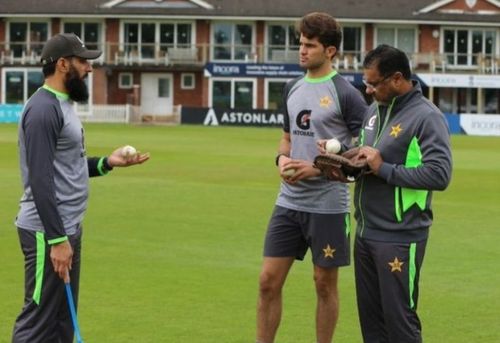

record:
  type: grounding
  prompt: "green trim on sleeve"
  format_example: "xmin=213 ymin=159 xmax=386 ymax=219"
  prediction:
xmin=409 ymin=243 xmax=417 ymax=309
xmin=97 ymin=157 xmax=110 ymax=176
xmin=33 ymin=232 xmax=46 ymax=305
xmin=47 ymin=236 xmax=68 ymax=245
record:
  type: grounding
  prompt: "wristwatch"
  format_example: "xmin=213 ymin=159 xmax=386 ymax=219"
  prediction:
xmin=275 ymin=153 xmax=289 ymax=166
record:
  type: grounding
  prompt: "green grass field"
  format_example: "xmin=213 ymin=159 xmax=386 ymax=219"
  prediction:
xmin=1 ymin=123 xmax=499 ymax=342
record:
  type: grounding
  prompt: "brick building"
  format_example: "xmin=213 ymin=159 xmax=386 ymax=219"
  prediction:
xmin=0 ymin=0 xmax=499 ymax=118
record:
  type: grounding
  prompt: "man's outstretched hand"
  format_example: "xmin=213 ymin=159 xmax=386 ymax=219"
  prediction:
xmin=107 ymin=146 xmax=150 ymax=167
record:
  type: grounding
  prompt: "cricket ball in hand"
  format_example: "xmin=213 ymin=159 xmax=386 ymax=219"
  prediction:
xmin=283 ymin=168 xmax=296 ymax=177
xmin=121 ymin=145 xmax=137 ymax=157
xmin=325 ymin=138 xmax=341 ymax=154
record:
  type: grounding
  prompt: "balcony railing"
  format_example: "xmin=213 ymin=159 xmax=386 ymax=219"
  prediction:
xmin=1 ymin=42 xmax=498 ymax=74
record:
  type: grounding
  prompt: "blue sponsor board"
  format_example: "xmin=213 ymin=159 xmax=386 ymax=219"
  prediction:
xmin=0 ymin=104 xmax=23 ymax=123
xmin=205 ymin=63 xmax=367 ymax=87
xmin=205 ymin=63 xmax=304 ymax=78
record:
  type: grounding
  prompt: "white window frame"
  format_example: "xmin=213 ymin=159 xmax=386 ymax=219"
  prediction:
xmin=340 ymin=24 xmax=364 ymax=55
xmin=158 ymin=22 xmax=194 ymax=48
xmin=181 ymin=73 xmax=195 ymax=90
xmin=265 ymin=22 xmax=299 ymax=63
xmin=6 ymin=19 xmax=51 ymax=57
xmin=60 ymin=20 xmax=104 ymax=42
xmin=210 ymin=21 xmax=256 ymax=61
xmin=1 ymin=67 xmax=43 ymax=104
xmin=1 ymin=67 xmax=94 ymax=114
xmin=264 ymin=78 xmax=289 ymax=110
xmin=374 ymin=25 xmax=418 ymax=53
xmin=119 ymin=72 xmax=134 ymax=89
xmin=209 ymin=77 xmax=257 ymax=109
xmin=119 ymin=20 xmax=196 ymax=59
xmin=441 ymin=27 xmax=499 ymax=67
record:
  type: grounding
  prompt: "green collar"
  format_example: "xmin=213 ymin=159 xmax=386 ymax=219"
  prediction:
xmin=305 ymin=70 xmax=337 ymax=83
xmin=42 ymin=84 xmax=69 ymax=101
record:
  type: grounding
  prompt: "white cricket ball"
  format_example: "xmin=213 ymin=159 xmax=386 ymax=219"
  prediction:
xmin=283 ymin=168 xmax=296 ymax=177
xmin=325 ymin=138 xmax=341 ymax=154
xmin=121 ymin=145 xmax=137 ymax=157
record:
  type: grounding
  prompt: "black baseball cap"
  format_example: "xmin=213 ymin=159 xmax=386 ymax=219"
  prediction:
xmin=40 ymin=33 xmax=102 ymax=64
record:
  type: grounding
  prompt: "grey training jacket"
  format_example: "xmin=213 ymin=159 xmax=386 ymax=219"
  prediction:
xmin=354 ymin=82 xmax=452 ymax=242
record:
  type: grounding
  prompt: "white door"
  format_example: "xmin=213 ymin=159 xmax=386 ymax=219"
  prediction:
xmin=140 ymin=73 xmax=173 ymax=115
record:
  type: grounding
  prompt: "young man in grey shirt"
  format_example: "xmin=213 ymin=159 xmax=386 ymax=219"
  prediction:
xmin=256 ymin=12 xmax=368 ymax=343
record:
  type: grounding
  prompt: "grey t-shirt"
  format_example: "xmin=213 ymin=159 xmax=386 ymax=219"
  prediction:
xmin=276 ymin=71 xmax=368 ymax=214
xmin=16 ymin=87 xmax=89 ymax=239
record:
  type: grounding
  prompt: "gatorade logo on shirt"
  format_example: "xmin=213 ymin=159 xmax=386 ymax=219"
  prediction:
xmin=296 ymin=109 xmax=312 ymax=130
xmin=365 ymin=115 xmax=377 ymax=131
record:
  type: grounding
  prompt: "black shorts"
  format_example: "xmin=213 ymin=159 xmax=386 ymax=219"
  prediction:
xmin=263 ymin=205 xmax=351 ymax=268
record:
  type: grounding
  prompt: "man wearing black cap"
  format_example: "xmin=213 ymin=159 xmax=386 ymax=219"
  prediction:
xmin=12 ymin=33 xmax=149 ymax=342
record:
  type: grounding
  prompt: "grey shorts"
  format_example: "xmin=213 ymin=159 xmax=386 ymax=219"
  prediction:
xmin=263 ymin=205 xmax=351 ymax=268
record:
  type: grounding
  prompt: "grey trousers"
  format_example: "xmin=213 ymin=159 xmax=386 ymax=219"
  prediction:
xmin=12 ymin=227 xmax=82 ymax=343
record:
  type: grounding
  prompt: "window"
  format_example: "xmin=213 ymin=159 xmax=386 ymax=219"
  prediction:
xmin=342 ymin=26 xmax=362 ymax=60
xmin=267 ymin=23 xmax=300 ymax=62
xmin=124 ymin=23 xmax=139 ymax=55
xmin=63 ymin=22 xmax=101 ymax=50
xmin=211 ymin=79 xmax=256 ymax=109
xmin=158 ymin=78 xmax=170 ymax=98
xmin=119 ymin=73 xmax=133 ymax=89
xmin=265 ymin=79 xmax=287 ymax=110
xmin=181 ymin=73 xmax=195 ymax=90
xmin=444 ymin=29 xmax=468 ymax=65
xmin=1 ymin=68 xmax=93 ymax=111
xmin=123 ymin=22 xmax=194 ymax=60
xmin=159 ymin=23 xmax=192 ymax=50
xmin=177 ymin=24 xmax=191 ymax=48
xmin=437 ymin=88 xmax=454 ymax=114
xmin=8 ymin=21 xmax=49 ymax=58
xmin=124 ymin=23 xmax=155 ymax=59
xmin=234 ymin=81 xmax=253 ymax=108
xmin=436 ymin=88 xmax=485 ymax=115
xmin=5 ymin=71 xmax=24 ymax=104
xmin=141 ymin=23 xmax=156 ymax=59
xmin=9 ymin=23 xmax=27 ymax=58
xmin=212 ymin=81 xmax=231 ymax=108
xmin=484 ymin=89 xmax=498 ymax=114
xmin=444 ymin=28 xmax=497 ymax=66
xmin=2 ymin=68 xmax=44 ymax=104
xmin=213 ymin=22 xmax=253 ymax=61
xmin=376 ymin=27 xmax=416 ymax=54
xmin=463 ymin=88 xmax=477 ymax=114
